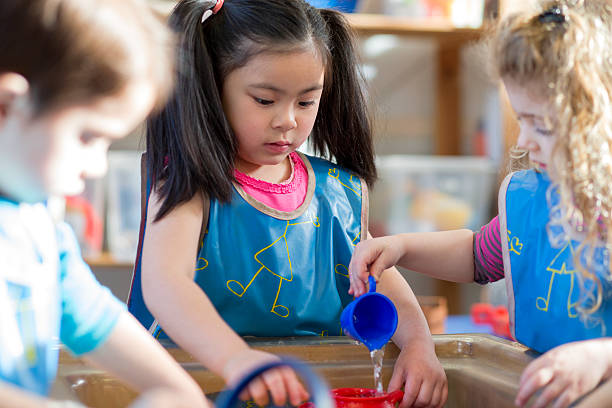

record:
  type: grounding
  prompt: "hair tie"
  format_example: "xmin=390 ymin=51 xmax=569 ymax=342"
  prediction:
xmin=538 ymin=5 xmax=568 ymax=24
xmin=201 ymin=0 xmax=224 ymax=23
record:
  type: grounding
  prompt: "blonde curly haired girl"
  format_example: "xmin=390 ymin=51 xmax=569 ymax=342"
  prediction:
xmin=348 ymin=1 xmax=612 ymax=407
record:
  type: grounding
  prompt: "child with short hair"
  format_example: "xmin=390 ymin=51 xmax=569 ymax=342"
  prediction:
xmin=0 ymin=0 xmax=207 ymax=406
xmin=128 ymin=1 xmax=447 ymax=407
xmin=348 ymin=1 xmax=612 ymax=407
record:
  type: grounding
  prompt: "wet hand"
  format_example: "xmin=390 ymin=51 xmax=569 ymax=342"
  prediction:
xmin=223 ymin=349 xmax=309 ymax=407
xmin=388 ymin=342 xmax=447 ymax=408
xmin=348 ymin=236 xmax=404 ymax=297
xmin=515 ymin=340 xmax=612 ymax=408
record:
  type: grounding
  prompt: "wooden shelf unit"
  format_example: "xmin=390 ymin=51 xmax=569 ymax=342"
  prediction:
xmin=150 ymin=2 xmax=482 ymax=42
xmin=85 ymin=252 xmax=133 ymax=269
xmin=346 ymin=13 xmax=483 ymax=41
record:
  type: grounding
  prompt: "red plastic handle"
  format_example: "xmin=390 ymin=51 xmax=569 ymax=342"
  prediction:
xmin=387 ymin=390 xmax=404 ymax=405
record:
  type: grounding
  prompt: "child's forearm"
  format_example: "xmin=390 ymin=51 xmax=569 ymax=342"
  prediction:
xmin=376 ymin=266 xmax=434 ymax=348
xmin=141 ymin=191 xmax=250 ymax=378
xmin=394 ymin=229 xmax=475 ymax=283
xmin=143 ymin=273 xmax=251 ymax=377
xmin=598 ymin=338 xmax=612 ymax=379
xmin=85 ymin=312 xmax=207 ymax=407
xmin=0 ymin=382 xmax=55 ymax=408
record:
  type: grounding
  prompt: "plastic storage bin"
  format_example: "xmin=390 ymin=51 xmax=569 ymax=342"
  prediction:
xmin=106 ymin=151 xmax=142 ymax=262
xmin=370 ymin=155 xmax=497 ymax=236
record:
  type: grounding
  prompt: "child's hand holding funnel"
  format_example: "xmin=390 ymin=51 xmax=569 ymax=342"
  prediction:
xmin=341 ymin=276 xmax=399 ymax=351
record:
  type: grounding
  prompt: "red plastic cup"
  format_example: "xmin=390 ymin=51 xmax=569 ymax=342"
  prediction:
xmin=300 ymin=388 xmax=404 ymax=408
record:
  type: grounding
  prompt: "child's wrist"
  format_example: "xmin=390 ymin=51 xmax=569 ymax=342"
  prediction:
xmin=220 ymin=344 xmax=253 ymax=380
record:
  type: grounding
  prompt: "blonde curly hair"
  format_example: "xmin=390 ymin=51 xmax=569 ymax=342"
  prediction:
xmin=492 ymin=0 xmax=612 ymax=321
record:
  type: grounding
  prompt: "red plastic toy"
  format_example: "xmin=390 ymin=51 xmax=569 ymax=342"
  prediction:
xmin=470 ymin=303 xmax=512 ymax=339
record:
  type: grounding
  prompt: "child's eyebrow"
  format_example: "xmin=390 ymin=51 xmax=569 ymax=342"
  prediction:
xmin=517 ymin=112 xmax=546 ymax=122
xmin=516 ymin=113 xmax=553 ymax=129
xmin=248 ymin=83 xmax=323 ymax=95
xmin=516 ymin=112 xmax=538 ymax=120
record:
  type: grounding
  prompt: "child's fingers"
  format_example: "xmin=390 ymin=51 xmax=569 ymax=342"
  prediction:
xmin=413 ymin=380 xmax=433 ymax=408
xmin=532 ymin=378 xmax=565 ymax=408
xmin=368 ymin=256 xmax=388 ymax=283
xmin=247 ymin=377 xmax=270 ymax=407
xmin=429 ymin=384 xmax=443 ymax=408
xmin=239 ymin=389 xmax=250 ymax=401
xmin=387 ymin=364 xmax=405 ymax=393
xmin=437 ymin=382 xmax=449 ymax=408
xmin=552 ymin=387 xmax=578 ymax=408
xmin=348 ymin=249 xmax=370 ymax=296
xmin=281 ymin=367 xmax=309 ymax=406
xmin=348 ymin=273 xmax=366 ymax=297
xmin=517 ymin=356 xmax=545 ymax=391
xmin=399 ymin=376 xmax=422 ymax=408
xmin=262 ymin=368 xmax=288 ymax=406
xmin=515 ymin=367 xmax=554 ymax=407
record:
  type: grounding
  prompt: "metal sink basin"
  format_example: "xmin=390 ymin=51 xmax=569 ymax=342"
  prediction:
xmin=52 ymin=334 xmax=536 ymax=408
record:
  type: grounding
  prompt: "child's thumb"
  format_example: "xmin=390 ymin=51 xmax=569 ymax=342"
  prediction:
xmin=368 ymin=257 xmax=389 ymax=282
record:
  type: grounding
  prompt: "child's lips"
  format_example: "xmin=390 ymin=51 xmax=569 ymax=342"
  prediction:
xmin=533 ymin=160 xmax=547 ymax=169
xmin=265 ymin=141 xmax=291 ymax=152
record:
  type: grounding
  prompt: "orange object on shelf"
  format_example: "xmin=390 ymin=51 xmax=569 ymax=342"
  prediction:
xmin=470 ymin=303 xmax=511 ymax=339
xmin=65 ymin=195 xmax=103 ymax=253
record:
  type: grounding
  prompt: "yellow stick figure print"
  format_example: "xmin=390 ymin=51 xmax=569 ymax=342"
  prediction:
xmin=335 ymin=264 xmax=349 ymax=278
xmin=536 ymin=242 xmax=578 ymax=317
xmin=226 ymin=212 xmax=320 ymax=318
xmin=328 ymin=168 xmax=361 ymax=197
xmin=195 ymin=257 xmax=208 ymax=272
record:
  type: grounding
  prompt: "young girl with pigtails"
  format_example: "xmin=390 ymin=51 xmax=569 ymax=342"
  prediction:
xmin=349 ymin=1 xmax=612 ymax=407
xmin=128 ymin=0 xmax=447 ymax=407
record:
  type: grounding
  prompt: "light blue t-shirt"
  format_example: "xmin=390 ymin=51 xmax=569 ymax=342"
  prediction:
xmin=0 ymin=198 xmax=124 ymax=395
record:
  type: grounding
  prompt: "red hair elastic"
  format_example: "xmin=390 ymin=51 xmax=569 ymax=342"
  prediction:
xmin=201 ymin=0 xmax=224 ymax=23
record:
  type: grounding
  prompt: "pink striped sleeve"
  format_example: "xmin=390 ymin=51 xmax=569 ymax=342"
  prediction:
xmin=473 ymin=215 xmax=505 ymax=283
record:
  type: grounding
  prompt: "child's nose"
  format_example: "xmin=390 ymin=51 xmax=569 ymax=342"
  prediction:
xmin=516 ymin=129 xmax=539 ymax=153
xmin=272 ymin=106 xmax=297 ymax=132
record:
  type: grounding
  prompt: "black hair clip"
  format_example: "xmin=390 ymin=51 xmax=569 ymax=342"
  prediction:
xmin=538 ymin=5 xmax=568 ymax=24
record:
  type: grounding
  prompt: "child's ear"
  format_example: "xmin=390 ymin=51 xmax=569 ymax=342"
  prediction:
xmin=0 ymin=73 xmax=29 ymax=124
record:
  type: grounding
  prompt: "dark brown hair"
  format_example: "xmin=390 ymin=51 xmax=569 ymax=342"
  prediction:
xmin=147 ymin=0 xmax=376 ymax=221
xmin=0 ymin=0 xmax=174 ymax=113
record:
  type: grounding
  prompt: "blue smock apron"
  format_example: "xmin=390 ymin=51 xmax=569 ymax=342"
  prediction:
xmin=128 ymin=153 xmax=367 ymax=339
xmin=499 ymin=169 xmax=612 ymax=353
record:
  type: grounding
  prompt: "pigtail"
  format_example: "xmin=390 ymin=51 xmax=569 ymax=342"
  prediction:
xmin=147 ymin=0 xmax=236 ymax=221
xmin=311 ymin=9 xmax=377 ymax=186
